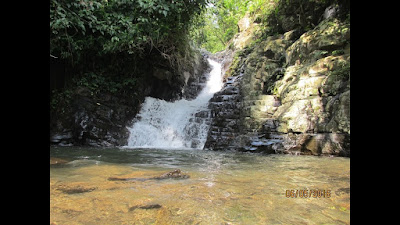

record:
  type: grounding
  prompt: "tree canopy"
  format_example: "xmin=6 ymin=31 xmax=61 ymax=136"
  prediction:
xmin=50 ymin=0 xmax=208 ymax=66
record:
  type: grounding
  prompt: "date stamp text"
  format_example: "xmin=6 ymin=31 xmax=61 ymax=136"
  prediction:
xmin=285 ymin=189 xmax=331 ymax=198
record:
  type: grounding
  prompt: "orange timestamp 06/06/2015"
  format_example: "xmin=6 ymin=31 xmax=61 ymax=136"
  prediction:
xmin=285 ymin=189 xmax=331 ymax=198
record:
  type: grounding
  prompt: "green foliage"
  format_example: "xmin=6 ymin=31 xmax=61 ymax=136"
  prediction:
xmin=190 ymin=0 xmax=249 ymax=53
xmin=190 ymin=0 xmax=280 ymax=53
xmin=50 ymin=89 xmax=73 ymax=115
xmin=330 ymin=60 xmax=350 ymax=80
xmin=50 ymin=0 xmax=209 ymax=113
xmin=332 ymin=49 xmax=345 ymax=56
xmin=74 ymin=72 xmax=138 ymax=96
xmin=191 ymin=0 xmax=348 ymax=53
xmin=50 ymin=0 xmax=208 ymax=65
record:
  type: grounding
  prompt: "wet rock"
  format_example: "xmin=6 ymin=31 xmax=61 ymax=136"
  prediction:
xmin=50 ymin=157 xmax=70 ymax=165
xmin=108 ymin=169 xmax=190 ymax=182
xmin=50 ymin=132 xmax=73 ymax=146
xmin=281 ymin=133 xmax=349 ymax=156
xmin=107 ymin=177 xmax=134 ymax=181
xmin=204 ymin=69 xmax=243 ymax=151
xmin=129 ymin=204 xmax=162 ymax=211
xmin=335 ymin=187 xmax=350 ymax=196
xmin=240 ymin=136 xmax=284 ymax=154
xmin=153 ymin=169 xmax=190 ymax=180
xmin=50 ymin=47 xmax=209 ymax=147
xmin=323 ymin=5 xmax=339 ymax=20
xmin=56 ymin=184 xmax=97 ymax=194
xmin=50 ymin=90 xmax=137 ymax=147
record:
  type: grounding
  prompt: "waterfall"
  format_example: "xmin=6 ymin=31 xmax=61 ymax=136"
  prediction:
xmin=126 ymin=59 xmax=223 ymax=149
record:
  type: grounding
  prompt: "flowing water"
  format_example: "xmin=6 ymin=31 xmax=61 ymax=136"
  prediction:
xmin=50 ymin=59 xmax=349 ymax=224
xmin=127 ymin=59 xmax=223 ymax=150
xmin=50 ymin=147 xmax=350 ymax=225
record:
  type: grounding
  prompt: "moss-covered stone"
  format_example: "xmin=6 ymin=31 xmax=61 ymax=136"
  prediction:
xmin=205 ymin=11 xmax=350 ymax=156
xmin=286 ymin=18 xmax=350 ymax=66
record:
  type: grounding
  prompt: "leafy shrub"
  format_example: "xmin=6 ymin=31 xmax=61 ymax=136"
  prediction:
xmin=50 ymin=0 xmax=208 ymax=66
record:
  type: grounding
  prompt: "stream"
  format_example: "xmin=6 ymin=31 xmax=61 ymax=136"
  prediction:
xmin=50 ymin=146 xmax=350 ymax=224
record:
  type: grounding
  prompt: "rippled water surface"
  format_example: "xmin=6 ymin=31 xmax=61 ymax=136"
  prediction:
xmin=50 ymin=147 xmax=350 ymax=224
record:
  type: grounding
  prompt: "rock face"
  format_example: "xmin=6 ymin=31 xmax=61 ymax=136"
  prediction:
xmin=203 ymin=61 xmax=243 ymax=151
xmin=50 ymin=49 xmax=209 ymax=147
xmin=50 ymin=88 xmax=137 ymax=146
xmin=205 ymin=10 xmax=350 ymax=156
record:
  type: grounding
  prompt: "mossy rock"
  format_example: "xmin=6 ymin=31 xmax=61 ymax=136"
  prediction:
xmin=286 ymin=18 xmax=350 ymax=66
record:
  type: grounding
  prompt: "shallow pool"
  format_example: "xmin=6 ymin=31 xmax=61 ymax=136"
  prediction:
xmin=50 ymin=147 xmax=350 ymax=224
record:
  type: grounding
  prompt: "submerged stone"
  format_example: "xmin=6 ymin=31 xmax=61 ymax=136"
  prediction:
xmin=108 ymin=169 xmax=190 ymax=182
xmin=56 ymin=184 xmax=97 ymax=194
xmin=50 ymin=157 xmax=70 ymax=165
xmin=129 ymin=204 xmax=162 ymax=211
xmin=153 ymin=169 xmax=190 ymax=180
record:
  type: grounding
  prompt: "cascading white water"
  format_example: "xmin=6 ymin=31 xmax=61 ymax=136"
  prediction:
xmin=126 ymin=59 xmax=223 ymax=149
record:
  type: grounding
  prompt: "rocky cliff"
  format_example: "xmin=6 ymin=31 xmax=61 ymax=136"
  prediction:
xmin=205 ymin=3 xmax=350 ymax=156
xmin=50 ymin=47 xmax=209 ymax=147
xmin=50 ymin=0 xmax=350 ymax=155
